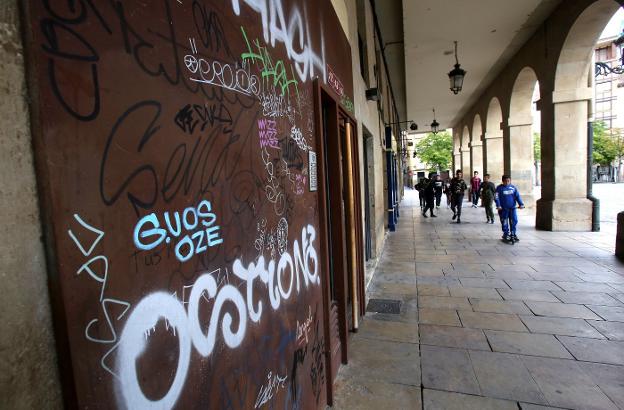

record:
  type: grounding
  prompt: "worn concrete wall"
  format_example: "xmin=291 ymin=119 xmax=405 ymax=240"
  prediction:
xmin=0 ymin=2 xmax=63 ymax=408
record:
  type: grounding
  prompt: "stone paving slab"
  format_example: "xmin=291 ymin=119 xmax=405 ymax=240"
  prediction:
xmin=587 ymin=305 xmax=624 ymax=322
xmin=417 ymin=284 xmax=450 ymax=296
xmin=484 ymin=330 xmax=573 ymax=359
xmin=356 ymin=316 xmax=419 ymax=344
xmin=525 ymin=301 xmax=603 ymax=320
xmin=332 ymin=377 xmax=421 ymax=410
xmin=468 ymin=298 xmax=532 ymax=314
xmin=423 ymin=389 xmax=518 ymax=410
xmin=458 ymin=278 xmax=509 ymax=288
xmin=579 ymin=362 xmax=624 ymax=409
xmin=419 ymin=309 xmax=461 ymax=326
xmin=587 ymin=320 xmax=624 ymax=340
xmin=551 ymin=291 xmax=624 ymax=307
xmin=521 ymin=356 xmax=618 ymax=410
xmin=505 ymin=280 xmax=562 ymax=291
xmin=557 ymin=336 xmax=624 ymax=365
xmin=418 ymin=295 xmax=472 ymax=310
xmin=421 ymin=345 xmax=481 ymax=395
xmin=458 ymin=311 xmax=528 ymax=332
xmin=498 ymin=289 xmax=560 ymax=302
xmin=520 ymin=316 xmax=606 ymax=338
xmin=449 ymin=286 xmax=502 ymax=299
xmin=469 ymin=350 xmax=548 ymax=404
xmin=555 ymin=281 xmax=618 ymax=293
xmin=420 ymin=324 xmax=490 ymax=350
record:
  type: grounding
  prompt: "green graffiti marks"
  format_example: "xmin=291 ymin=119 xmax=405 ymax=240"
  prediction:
xmin=241 ymin=27 xmax=299 ymax=98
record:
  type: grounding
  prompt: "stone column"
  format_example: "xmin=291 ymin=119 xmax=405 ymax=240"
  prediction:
xmin=453 ymin=149 xmax=461 ymax=174
xmin=507 ymin=115 xmax=535 ymax=209
xmin=461 ymin=146 xmax=471 ymax=179
xmin=483 ymin=131 xmax=504 ymax=184
xmin=470 ymin=138 xmax=483 ymax=176
xmin=536 ymin=88 xmax=592 ymax=231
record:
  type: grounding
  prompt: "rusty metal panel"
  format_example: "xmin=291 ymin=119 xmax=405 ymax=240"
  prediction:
xmin=23 ymin=0 xmax=353 ymax=408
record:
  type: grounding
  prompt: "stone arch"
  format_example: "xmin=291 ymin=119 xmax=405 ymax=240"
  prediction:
xmin=485 ymin=97 xmax=504 ymax=183
xmin=538 ymin=0 xmax=621 ymax=230
xmin=471 ymin=114 xmax=483 ymax=177
xmin=508 ymin=67 xmax=540 ymax=207
xmin=461 ymin=125 xmax=471 ymax=179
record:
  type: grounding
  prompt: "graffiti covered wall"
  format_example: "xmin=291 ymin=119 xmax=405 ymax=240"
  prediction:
xmin=24 ymin=0 xmax=353 ymax=408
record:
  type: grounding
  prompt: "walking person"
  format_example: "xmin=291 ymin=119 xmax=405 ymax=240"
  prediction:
xmin=450 ymin=169 xmax=467 ymax=223
xmin=470 ymin=171 xmax=481 ymax=208
xmin=434 ymin=174 xmax=444 ymax=209
xmin=422 ymin=173 xmax=437 ymax=218
xmin=444 ymin=178 xmax=452 ymax=208
xmin=415 ymin=178 xmax=426 ymax=210
xmin=495 ymin=175 xmax=525 ymax=242
xmin=479 ymin=173 xmax=496 ymax=224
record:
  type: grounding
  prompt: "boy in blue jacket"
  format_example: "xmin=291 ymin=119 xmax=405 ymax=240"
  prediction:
xmin=495 ymin=175 xmax=525 ymax=242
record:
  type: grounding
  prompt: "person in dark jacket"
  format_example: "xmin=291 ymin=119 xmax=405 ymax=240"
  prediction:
xmin=433 ymin=174 xmax=444 ymax=208
xmin=422 ymin=173 xmax=437 ymax=218
xmin=479 ymin=173 xmax=496 ymax=224
xmin=415 ymin=178 xmax=426 ymax=209
xmin=450 ymin=169 xmax=468 ymax=223
xmin=495 ymin=175 xmax=525 ymax=241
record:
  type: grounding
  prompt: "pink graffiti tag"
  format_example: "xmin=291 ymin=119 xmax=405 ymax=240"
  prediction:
xmin=258 ymin=118 xmax=279 ymax=149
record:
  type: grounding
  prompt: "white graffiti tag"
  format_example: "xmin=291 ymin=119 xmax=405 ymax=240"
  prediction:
xmin=117 ymin=225 xmax=319 ymax=409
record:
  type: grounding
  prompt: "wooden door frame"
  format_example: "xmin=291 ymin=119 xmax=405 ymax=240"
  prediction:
xmin=312 ymin=79 xmax=366 ymax=406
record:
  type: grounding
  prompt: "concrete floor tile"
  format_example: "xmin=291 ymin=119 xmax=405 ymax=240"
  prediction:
xmin=421 ymin=346 xmax=481 ymax=395
xmin=459 ymin=278 xmax=509 ymax=288
xmin=557 ymin=336 xmax=624 ymax=365
xmin=469 ymin=350 xmax=547 ymax=404
xmin=485 ymin=271 xmax=533 ymax=280
xmin=587 ymin=305 xmax=624 ymax=322
xmin=521 ymin=356 xmax=618 ymax=410
xmin=520 ymin=316 xmax=606 ymax=338
xmin=525 ymin=301 xmax=603 ymax=320
xmin=356 ymin=317 xmax=419 ymax=344
xmin=419 ymin=309 xmax=461 ymax=326
xmin=575 ymin=273 xmax=624 ymax=284
xmin=498 ymin=289 xmax=560 ymax=302
xmin=588 ymin=320 xmax=624 ymax=341
xmin=344 ymin=336 xmax=420 ymax=386
xmin=449 ymin=287 xmax=502 ymax=300
xmin=551 ymin=291 xmax=624 ymax=307
xmin=485 ymin=330 xmax=573 ymax=359
xmin=332 ymin=377 xmax=421 ymax=410
xmin=505 ymin=280 xmax=562 ymax=291
xmin=458 ymin=311 xmax=528 ymax=332
xmin=420 ymin=324 xmax=490 ymax=350
xmin=527 ymin=271 xmax=584 ymax=282
xmin=555 ymin=281 xmax=618 ymax=293
xmin=418 ymin=285 xmax=450 ymax=296
xmin=423 ymin=389 xmax=517 ymax=410
xmin=579 ymin=362 xmax=624 ymax=409
xmin=519 ymin=404 xmax=564 ymax=410
xmin=469 ymin=298 xmax=532 ymax=314
xmin=418 ymin=295 xmax=472 ymax=310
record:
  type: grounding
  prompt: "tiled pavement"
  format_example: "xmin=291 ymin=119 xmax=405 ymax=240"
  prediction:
xmin=331 ymin=189 xmax=624 ymax=410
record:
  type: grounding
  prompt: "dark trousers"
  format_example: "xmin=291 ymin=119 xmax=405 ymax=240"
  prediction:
xmin=423 ymin=196 xmax=435 ymax=215
xmin=419 ymin=192 xmax=424 ymax=208
xmin=435 ymin=192 xmax=442 ymax=207
xmin=483 ymin=198 xmax=494 ymax=220
xmin=451 ymin=194 xmax=464 ymax=217
xmin=471 ymin=190 xmax=479 ymax=205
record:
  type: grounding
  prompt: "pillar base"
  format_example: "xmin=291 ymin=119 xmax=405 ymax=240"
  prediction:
xmin=536 ymin=198 xmax=592 ymax=231
xmin=617 ymin=212 xmax=624 ymax=261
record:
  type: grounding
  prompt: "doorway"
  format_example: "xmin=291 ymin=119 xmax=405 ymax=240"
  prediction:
xmin=313 ymin=81 xmax=365 ymax=405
